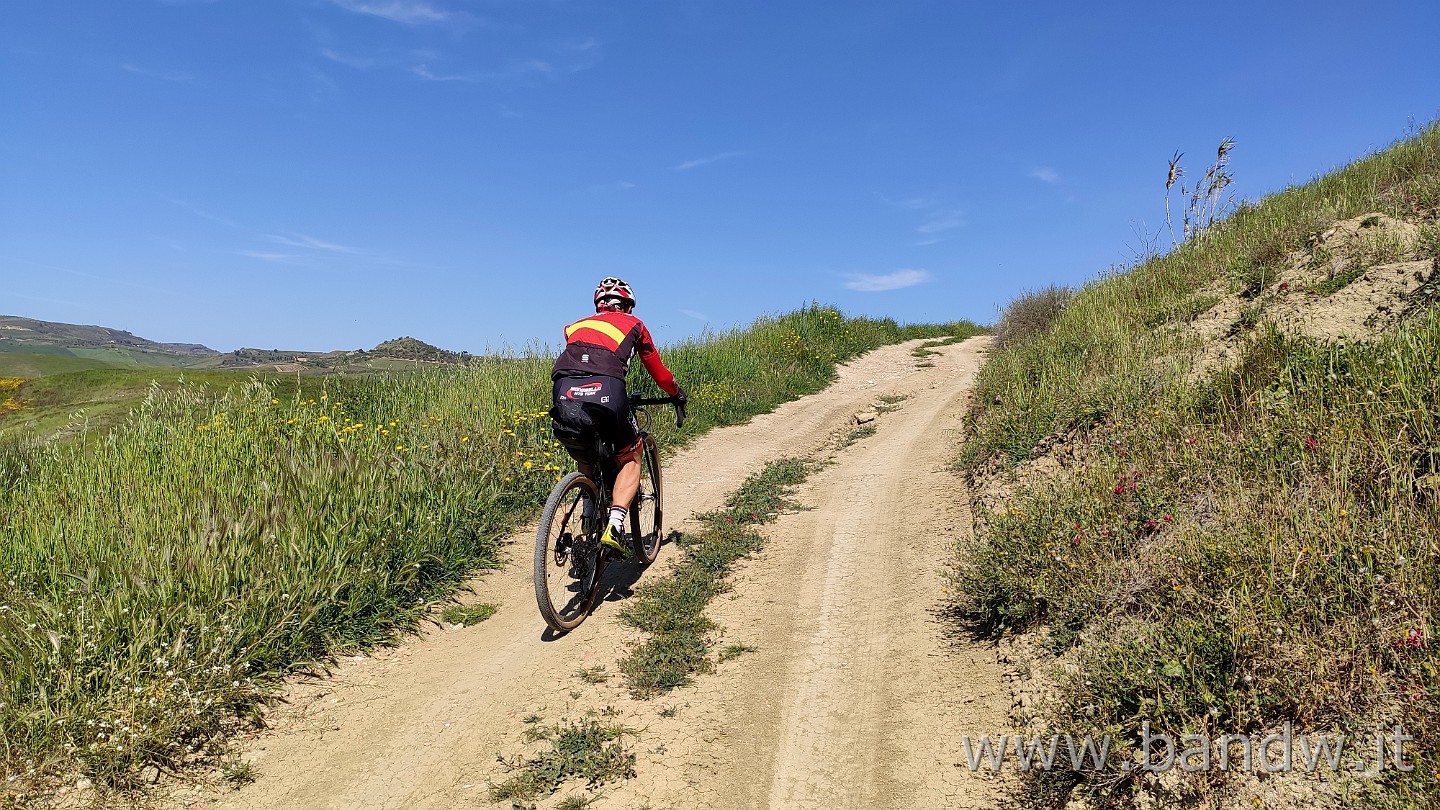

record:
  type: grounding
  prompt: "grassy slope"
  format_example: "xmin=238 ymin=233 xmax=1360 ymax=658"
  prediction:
xmin=955 ymin=125 xmax=1440 ymax=806
xmin=0 ymin=351 xmax=132 ymax=378
xmin=0 ymin=368 xmax=336 ymax=440
xmin=0 ymin=305 xmax=981 ymax=789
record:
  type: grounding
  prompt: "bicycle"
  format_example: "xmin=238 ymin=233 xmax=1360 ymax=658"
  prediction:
xmin=534 ymin=393 xmax=686 ymax=633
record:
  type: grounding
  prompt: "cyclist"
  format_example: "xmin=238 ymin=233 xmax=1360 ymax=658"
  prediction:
xmin=550 ymin=277 xmax=685 ymax=558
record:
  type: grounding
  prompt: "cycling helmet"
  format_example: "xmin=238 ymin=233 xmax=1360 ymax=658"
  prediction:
xmin=594 ymin=277 xmax=636 ymax=310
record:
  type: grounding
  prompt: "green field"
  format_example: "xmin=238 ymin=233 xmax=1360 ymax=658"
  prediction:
xmin=0 ymin=305 xmax=982 ymax=791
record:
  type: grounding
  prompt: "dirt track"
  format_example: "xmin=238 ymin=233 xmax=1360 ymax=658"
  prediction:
xmin=186 ymin=336 xmax=1010 ymax=810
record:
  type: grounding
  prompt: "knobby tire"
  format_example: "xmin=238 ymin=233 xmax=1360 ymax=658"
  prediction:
xmin=535 ymin=471 xmax=605 ymax=632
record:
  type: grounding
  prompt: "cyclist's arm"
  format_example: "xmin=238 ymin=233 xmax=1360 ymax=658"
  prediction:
xmin=635 ymin=322 xmax=680 ymax=397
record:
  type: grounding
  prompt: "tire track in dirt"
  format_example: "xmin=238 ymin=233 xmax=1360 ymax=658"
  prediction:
xmin=177 ymin=336 xmax=1009 ymax=810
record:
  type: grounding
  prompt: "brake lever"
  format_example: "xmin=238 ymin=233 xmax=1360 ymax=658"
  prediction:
xmin=675 ymin=402 xmax=687 ymax=429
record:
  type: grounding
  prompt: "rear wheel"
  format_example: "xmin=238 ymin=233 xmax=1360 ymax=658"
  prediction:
xmin=535 ymin=472 xmax=605 ymax=632
xmin=630 ymin=434 xmax=663 ymax=564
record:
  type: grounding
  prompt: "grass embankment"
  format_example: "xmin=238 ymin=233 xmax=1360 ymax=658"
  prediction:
xmin=953 ymin=125 xmax=1440 ymax=806
xmin=0 ymin=305 xmax=979 ymax=791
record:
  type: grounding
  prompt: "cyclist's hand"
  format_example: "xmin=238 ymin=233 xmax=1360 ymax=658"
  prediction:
xmin=674 ymin=386 xmax=688 ymax=429
xmin=674 ymin=386 xmax=688 ymax=407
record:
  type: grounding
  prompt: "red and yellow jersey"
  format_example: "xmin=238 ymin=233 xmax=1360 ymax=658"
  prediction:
xmin=551 ymin=310 xmax=679 ymax=395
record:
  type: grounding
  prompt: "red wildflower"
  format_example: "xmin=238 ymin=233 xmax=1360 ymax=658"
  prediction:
xmin=1303 ymin=436 xmax=1319 ymax=452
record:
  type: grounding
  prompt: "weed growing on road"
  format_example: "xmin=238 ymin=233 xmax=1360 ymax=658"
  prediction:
xmin=575 ymin=667 xmax=610 ymax=685
xmin=618 ymin=458 xmax=810 ymax=697
xmin=717 ymin=644 xmax=757 ymax=663
xmin=875 ymin=393 xmax=909 ymax=413
xmin=440 ymin=603 xmax=498 ymax=627
xmin=489 ymin=718 xmax=636 ymax=803
xmin=221 ymin=757 xmax=255 ymax=787
xmin=837 ymin=423 xmax=877 ymax=449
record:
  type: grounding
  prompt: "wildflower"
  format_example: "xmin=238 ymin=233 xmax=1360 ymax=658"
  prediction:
xmin=1303 ymin=436 xmax=1319 ymax=452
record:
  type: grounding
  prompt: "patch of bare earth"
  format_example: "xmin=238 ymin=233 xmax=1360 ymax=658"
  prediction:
xmin=154 ymin=337 xmax=1010 ymax=810
xmin=1187 ymin=211 xmax=1438 ymax=375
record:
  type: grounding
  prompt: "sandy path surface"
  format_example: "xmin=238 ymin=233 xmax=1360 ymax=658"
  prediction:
xmin=183 ymin=336 xmax=1010 ymax=810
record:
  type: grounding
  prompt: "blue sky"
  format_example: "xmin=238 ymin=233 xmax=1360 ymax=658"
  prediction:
xmin=3 ymin=1 xmax=1438 ymax=353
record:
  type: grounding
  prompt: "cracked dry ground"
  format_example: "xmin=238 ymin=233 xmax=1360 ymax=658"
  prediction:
xmin=183 ymin=337 xmax=1012 ymax=810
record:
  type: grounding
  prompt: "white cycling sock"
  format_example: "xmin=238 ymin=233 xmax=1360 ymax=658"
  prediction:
xmin=607 ymin=505 xmax=627 ymax=530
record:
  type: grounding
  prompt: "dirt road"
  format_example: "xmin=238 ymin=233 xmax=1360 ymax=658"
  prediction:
xmin=189 ymin=336 xmax=1010 ymax=810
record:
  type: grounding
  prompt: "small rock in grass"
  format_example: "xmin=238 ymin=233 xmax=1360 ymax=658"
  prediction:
xmin=854 ymin=412 xmax=877 ymax=425
xmin=141 ymin=765 xmax=161 ymax=784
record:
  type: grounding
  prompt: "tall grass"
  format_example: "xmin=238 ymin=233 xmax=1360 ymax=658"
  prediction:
xmin=954 ymin=123 xmax=1440 ymax=806
xmin=0 ymin=305 xmax=980 ymax=790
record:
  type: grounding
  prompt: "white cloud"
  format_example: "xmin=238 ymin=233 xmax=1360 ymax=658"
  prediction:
xmin=916 ymin=209 xmax=966 ymax=234
xmin=842 ymin=269 xmax=932 ymax=292
xmin=239 ymin=251 xmax=303 ymax=264
xmin=328 ymin=0 xmax=449 ymax=24
xmin=265 ymin=232 xmax=360 ymax=254
xmin=879 ymin=194 xmax=940 ymax=210
xmin=1028 ymin=166 xmax=1061 ymax=184
xmin=673 ymin=151 xmax=746 ymax=171
xmin=169 ymin=198 xmax=240 ymax=228
xmin=320 ymin=48 xmax=376 ymax=69
xmin=121 ymin=63 xmax=199 ymax=85
xmin=588 ymin=180 xmax=636 ymax=193
xmin=680 ymin=309 xmax=709 ymax=322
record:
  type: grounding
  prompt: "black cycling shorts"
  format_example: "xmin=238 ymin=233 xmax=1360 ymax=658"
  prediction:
xmin=550 ymin=374 xmax=639 ymax=465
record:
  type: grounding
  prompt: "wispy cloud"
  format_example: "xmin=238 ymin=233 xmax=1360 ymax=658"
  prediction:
xmin=170 ymin=199 xmax=241 ymax=229
xmin=916 ymin=209 xmax=966 ymax=234
xmin=673 ymin=151 xmax=746 ymax=171
xmin=842 ymin=269 xmax=932 ymax=293
xmin=239 ymin=251 xmax=303 ymax=264
xmin=880 ymin=194 xmax=966 ymax=242
xmin=320 ymin=48 xmax=377 ymax=69
xmin=680 ymin=309 xmax=709 ymax=322
xmin=879 ymin=195 xmax=940 ymax=211
xmin=6 ymin=290 xmax=96 ymax=309
xmin=265 ymin=232 xmax=361 ymax=254
xmin=588 ymin=180 xmax=636 ymax=193
xmin=121 ymin=62 xmax=199 ymax=85
xmin=411 ymin=57 xmax=569 ymax=85
xmin=328 ymin=0 xmax=450 ymax=25
xmin=1028 ymin=166 xmax=1061 ymax=184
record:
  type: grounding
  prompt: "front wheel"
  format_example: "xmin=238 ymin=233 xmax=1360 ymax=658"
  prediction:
xmin=535 ymin=471 xmax=605 ymax=632
xmin=631 ymin=434 xmax=663 ymax=564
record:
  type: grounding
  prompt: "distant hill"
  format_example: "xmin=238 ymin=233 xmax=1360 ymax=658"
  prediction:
xmin=0 ymin=316 xmax=468 ymax=376
xmin=0 ymin=315 xmax=220 ymax=369
xmin=370 ymin=336 xmax=465 ymax=363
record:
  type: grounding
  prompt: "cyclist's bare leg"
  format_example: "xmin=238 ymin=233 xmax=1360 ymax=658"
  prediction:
xmin=611 ymin=459 xmax=640 ymax=515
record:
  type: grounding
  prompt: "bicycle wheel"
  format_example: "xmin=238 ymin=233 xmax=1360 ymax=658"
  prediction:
xmin=630 ymin=434 xmax=663 ymax=565
xmin=535 ymin=471 xmax=606 ymax=632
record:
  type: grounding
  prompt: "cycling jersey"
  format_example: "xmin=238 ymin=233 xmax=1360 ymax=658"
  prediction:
xmin=551 ymin=310 xmax=679 ymax=396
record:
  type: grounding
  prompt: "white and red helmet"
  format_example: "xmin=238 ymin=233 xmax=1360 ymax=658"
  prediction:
xmin=594 ymin=277 xmax=636 ymax=310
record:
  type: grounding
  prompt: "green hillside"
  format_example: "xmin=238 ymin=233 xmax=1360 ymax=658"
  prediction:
xmin=955 ymin=124 xmax=1440 ymax=807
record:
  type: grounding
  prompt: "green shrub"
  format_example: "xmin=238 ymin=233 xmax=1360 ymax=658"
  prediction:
xmin=992 ymin=285 xmax=1075 ymax=350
